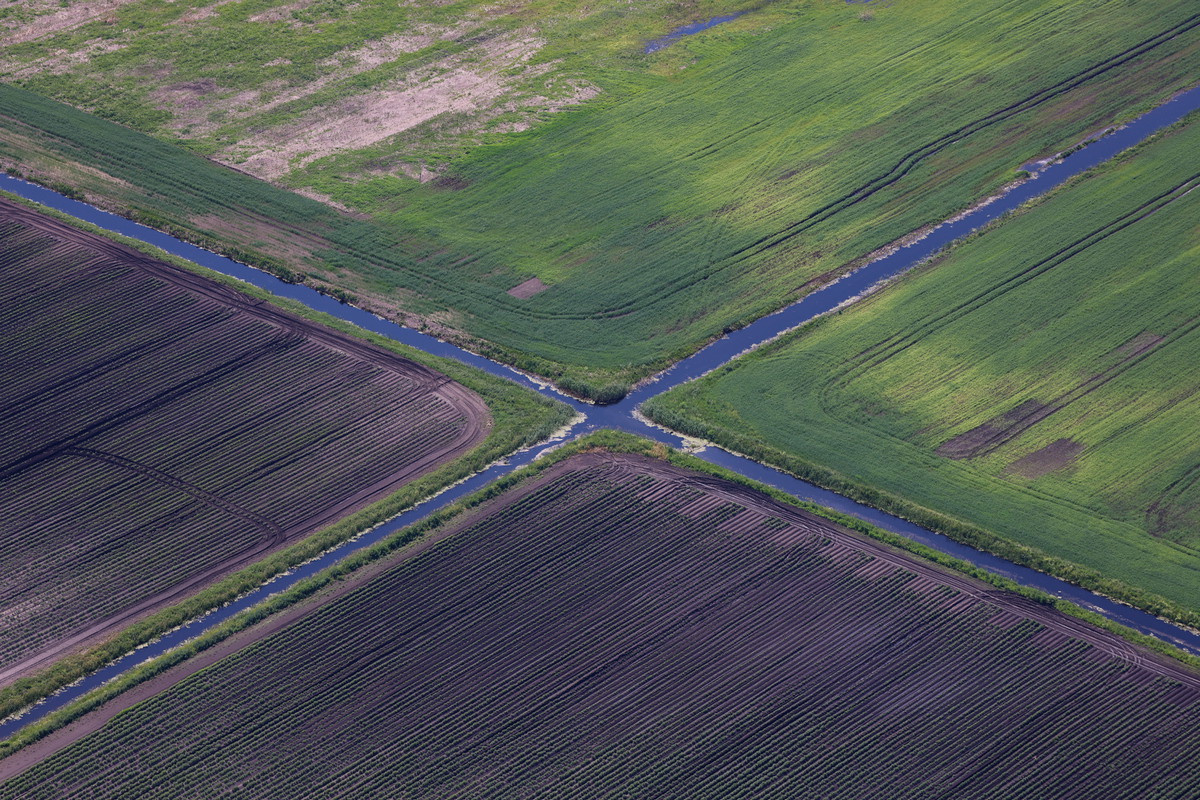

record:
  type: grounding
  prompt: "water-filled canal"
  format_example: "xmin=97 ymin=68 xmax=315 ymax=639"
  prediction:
xmin=3 ymin=84 xmax=1200 ymax=738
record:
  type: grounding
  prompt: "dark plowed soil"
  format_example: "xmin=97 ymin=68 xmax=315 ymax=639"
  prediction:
xmin=1005 ymin=438 xmax=1085 ymax=478
xmin=5 ymin=452 xmax=1199 ymax=798
xmin=937 ymin=399 xmax=1054 ymax=459
xmin=0 ymin=198 xmax=489 ymax=684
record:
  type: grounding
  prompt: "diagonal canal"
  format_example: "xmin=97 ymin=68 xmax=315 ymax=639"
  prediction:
xmin=3 ymin=84 xmax=1200 ymax=739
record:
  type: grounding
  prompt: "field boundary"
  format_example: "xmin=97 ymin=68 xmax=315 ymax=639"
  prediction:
xmin=644 ymin=113 xmax=1200 ymax=633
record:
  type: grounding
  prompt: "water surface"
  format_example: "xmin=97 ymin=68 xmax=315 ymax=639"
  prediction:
xmin=644 ymin=13 xmax=744 ymax=53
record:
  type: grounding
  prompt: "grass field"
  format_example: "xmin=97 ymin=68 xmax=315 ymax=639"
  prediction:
xmin=1 ymin=0 xmax=1198 ymax=398
xmin=0 ymin=195 xmax=570 ymax=694
xmin=647 ymin=114 xmax=1200 ymax=620
xmin=4 ymin=448 xmax=1200 ymax=798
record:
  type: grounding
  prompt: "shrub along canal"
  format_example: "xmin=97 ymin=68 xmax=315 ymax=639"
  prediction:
xmin=3 ymin=84 xmax=1200 ymax=738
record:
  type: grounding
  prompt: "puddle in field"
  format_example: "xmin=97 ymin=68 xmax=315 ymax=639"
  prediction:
xmin=644 ymin=12 xmax=745 ymax=53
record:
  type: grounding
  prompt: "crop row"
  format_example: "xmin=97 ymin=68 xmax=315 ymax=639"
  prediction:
xmin=0 ymin=209 xmax=483 ymax=672
xmin=5 ymin=456 xmax=1198 ymax=798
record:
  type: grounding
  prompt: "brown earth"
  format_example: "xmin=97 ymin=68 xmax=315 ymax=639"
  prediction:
xmin=937 ymin=399 xmax=1055 ymax=459
xmin=938 ymin=330 xmax=1171 ymax=462
xmin=506 ymin=276 xmax=549 ymax=298
xmin=1005 ymin=438 xmax=1085 ymax=479
xmin=1116 ymin=329 xmax=1165 ymax=357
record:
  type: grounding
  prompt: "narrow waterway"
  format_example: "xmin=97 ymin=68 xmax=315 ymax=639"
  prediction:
xmin=3 ymin=84 xmax=1200 ymax=739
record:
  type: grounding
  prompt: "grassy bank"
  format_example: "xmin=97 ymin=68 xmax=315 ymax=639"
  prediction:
xmin=0 ymin=190 xmax=573 ymax=722
xmin=646 ymin=114 xmax=1200 ymax=621
xmin=2 ymin=0 xmax=1198 ymax=398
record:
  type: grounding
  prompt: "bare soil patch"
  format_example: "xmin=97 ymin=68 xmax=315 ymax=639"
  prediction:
xmin=0 ymin=0 xmax=140 ymax=46
xmin=937 ymin=399 xmax=1055 ymax=459
xmin=1116 ymin=330 xmax=1164 ymax=357
xmin=507 ymin=276 xmax=549 ymax=298
xmin=1005 ymin=438 xmax=1085 ymax=479
xmin=1 ymin=38 xmax=127 ymax=80
xmin=230 ymin=33 xmax=550 ymax=179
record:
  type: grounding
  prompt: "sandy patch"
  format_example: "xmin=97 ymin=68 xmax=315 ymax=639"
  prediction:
xmin=396 ymin=162 xmax=444 ymax=183
xmin=225 ymin=32 xmax=599 ymax=181
xmin=229 ymin=33 xmax=552 ymax=179
xmin=146 ymin=20 xmax=479 ymax=139
xmin=177 ymin=0 xmax=238 ymax=24
xmin=0 ymin=0 xmax=140 ymax=46
xmin=151 ymin=79 xmax=262 ymax=134
xmin=1 ymin=37 xmax=127 ymax=79
xmin=507 ymin=276 xmax=549 ymax=298
xmin=327 ymin=30 xmax=451 ymax=67
xmin=247 ymin=0 xmax=316 ymax=23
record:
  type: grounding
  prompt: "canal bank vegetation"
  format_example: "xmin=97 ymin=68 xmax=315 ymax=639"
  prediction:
xmin=4 ymin=431 xmax=1200 ymax=796
xmin=647 ymin=113 xmax=1200 ymax=625
xmin=1 ymin=1 xmax=1199 ymax=399
xmin=5 ymin=430 xmax=1199 ymax=769
xmin=0 ymin=192 xmax=572 ymax=726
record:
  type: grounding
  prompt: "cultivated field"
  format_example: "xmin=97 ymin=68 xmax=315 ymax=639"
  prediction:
xmin=647 ymin=115 xmax=1200 ymax=619
xmin=0 ymin=197 xmax=490 ymax=682
xmin=3 ymin=450 xmax=1199 ymax=798
xmin=1 ymin=0 xmax=1198 ymax=397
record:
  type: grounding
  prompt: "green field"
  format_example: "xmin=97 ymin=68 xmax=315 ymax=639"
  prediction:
xmin=647 ymin=115 xmax=1200 ymax=620
xmin=2 ymin=0 xmax=1198 ymax=398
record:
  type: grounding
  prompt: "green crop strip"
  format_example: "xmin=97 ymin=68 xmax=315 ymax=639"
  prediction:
xmin=647 ymin=113 xmax=1200 ymax=624
xmin=1 ymin=0 xmax=1198 ymax=398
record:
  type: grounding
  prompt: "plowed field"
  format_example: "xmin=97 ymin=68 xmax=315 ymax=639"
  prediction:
xmin=0 ymin=198 xmax=488 ymax=681
xmin=5 ymin=452 xmax=1198 ymax=799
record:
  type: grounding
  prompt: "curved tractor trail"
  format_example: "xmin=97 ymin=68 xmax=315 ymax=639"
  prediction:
xmin=63 ymin=447 xmax=285 ymax=547
xmin=327 ymin=11 xmax=1200 ymax=323
xmin=3 ymin=85 xmax=1200 ymax=741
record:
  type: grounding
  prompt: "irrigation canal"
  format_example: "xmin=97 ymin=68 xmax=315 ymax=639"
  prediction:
xmin=3 ymin=84 xmax=1200 ymax=738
